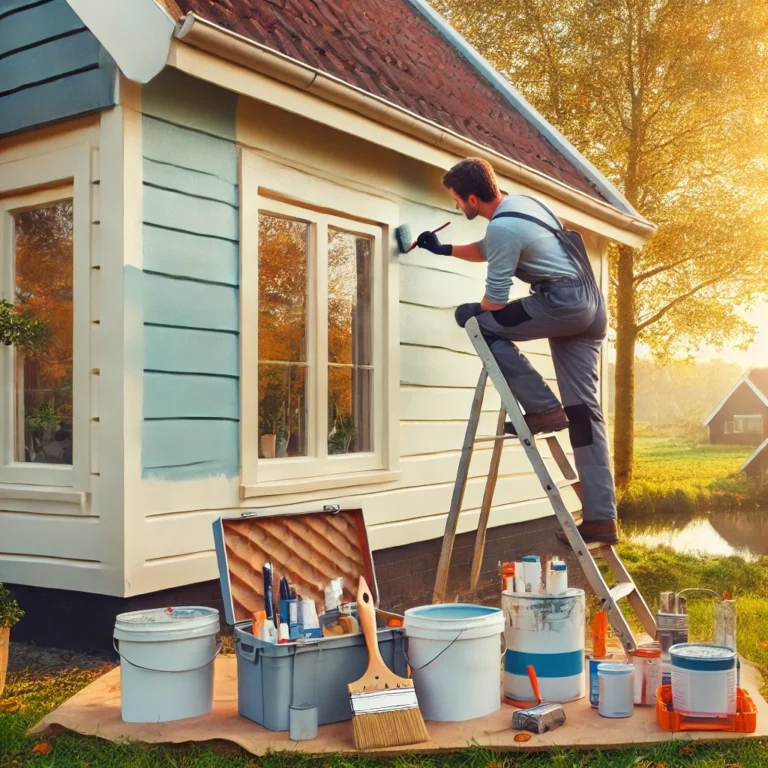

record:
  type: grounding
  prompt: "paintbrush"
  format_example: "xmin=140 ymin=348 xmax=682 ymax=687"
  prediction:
xmin=394 ymin=221 xmax=451 ymax=254
xmin=511 ymin=665 xmax=566 ymax=734
xmin=348 ymin=576 xmax=429 ymax=750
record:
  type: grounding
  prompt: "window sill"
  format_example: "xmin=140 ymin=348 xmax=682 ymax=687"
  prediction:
xmin=0 ymin=483 xmax=87 ymax=514
xmin=240 ymin=469 xmax=401 ymax=499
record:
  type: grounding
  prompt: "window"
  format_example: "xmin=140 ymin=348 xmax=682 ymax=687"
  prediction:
xmin=251 ymin=199 xmax=383 ymax=485
xmin=240 ymin=154 xmax=400 ymax=497
xmin=732 ymin=415 xmax=763 ymax=435
xmin=0 ymin=142 xmax=90 ymax=489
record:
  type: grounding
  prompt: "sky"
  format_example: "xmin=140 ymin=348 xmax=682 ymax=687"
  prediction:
xmin=634 ymin=299 xmax=768 ymax=370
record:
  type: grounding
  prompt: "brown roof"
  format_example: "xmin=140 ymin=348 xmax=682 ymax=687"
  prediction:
xmin=172 ymin=0 xmax=607 ymax=202
xmin=748 ymin=368 xmax=768 ymax=396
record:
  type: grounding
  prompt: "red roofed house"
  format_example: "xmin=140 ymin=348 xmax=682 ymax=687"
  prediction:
xmin=0 ymin=0 xmax=655 ymax=649
xmin=703 ymin=369 xmax=768 ymax=447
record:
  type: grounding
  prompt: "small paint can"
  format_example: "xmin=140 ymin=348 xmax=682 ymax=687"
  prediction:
xmin=522 ymin=555 xmax=542 ymax=593
xmin=597 ymin=662 xmax=634 ymax=718
xmin=657 ymin=611 xmax=688 ymax=654
xmin=587 ymin=652 xmax=615 ymax=707
xmin=629 ymin=641 xmax=662 ymax=706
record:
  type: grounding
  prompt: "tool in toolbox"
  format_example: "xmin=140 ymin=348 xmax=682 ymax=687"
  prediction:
xmin=432 ymin=317 xmax=657 ymax=653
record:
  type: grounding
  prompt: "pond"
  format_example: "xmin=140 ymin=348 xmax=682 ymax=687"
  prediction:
xmin=623 ymin=509 xmax=768 ymax=560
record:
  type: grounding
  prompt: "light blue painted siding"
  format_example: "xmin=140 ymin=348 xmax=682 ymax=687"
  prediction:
xmin=0 ymin=0 xmax=117 ymax=136
xmin=140 ymin=69 xmax=240 ymax=480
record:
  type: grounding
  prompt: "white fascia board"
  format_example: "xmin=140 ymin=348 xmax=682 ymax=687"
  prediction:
xmin=746 ymin=377 xmax=768 ymax=409
xmin=404 ymin=0 xmax=649 ymax=223
xmin=702 ymin=370 xmax=752 ymax=426
xmin=740 ymin=437 xmax=768 ymax=472
xmin=65 ymin=0 xmax=175 ymax=84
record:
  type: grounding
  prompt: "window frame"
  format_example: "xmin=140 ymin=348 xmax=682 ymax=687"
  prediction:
xmin=240 ymin=152 xmax=400 ymax=498
xmin=0 ymin=144 xmax=91 ymax=490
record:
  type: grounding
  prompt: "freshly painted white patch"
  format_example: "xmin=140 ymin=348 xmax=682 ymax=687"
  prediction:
xmin=65 ymin=0 xmax=175 ymax=84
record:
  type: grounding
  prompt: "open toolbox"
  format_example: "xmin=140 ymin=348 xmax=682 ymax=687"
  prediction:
xmin=656 ymin=685 xmax=757 ymax=733
xmin=212 ymin=505 xmax=407 ymax=732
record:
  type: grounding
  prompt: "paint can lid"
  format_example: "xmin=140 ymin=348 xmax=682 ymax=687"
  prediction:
xmin=632 ymin=642 xmax=662 ymax=658
xmin=114 ymin=606 xmax=220 ymax=642
xmin=553 ymin=563 xmax=567 ymax=571
xmin=670 ymin=643 xmax=736 ymax=671
xmin=522 ymin=555 xmax=540 ymax=562
xmin=597 ymin=662 xmax=634 ymax=676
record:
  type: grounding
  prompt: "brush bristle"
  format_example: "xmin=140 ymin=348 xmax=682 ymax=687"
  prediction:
xmin=394 ymin=224 xmax=412 ymax=254
xmin=352 ymin=707 xmax=429 ymax=750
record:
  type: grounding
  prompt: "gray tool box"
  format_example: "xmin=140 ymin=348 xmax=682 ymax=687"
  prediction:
xmin=212 ymin=505 xmax=407 ymax=732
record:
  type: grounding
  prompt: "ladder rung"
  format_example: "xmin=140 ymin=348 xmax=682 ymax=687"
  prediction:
xmin=609 ymin=582 xmax=636 ymax=601
xmin=474 ymin=434 xmax=519 ymax=443
xmin=556 ymin=478 xmax=580 ymax=490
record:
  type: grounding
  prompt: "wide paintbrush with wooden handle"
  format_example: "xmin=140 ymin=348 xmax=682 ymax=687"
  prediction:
xmin=347 ymin=576 xmax=429 ymax=750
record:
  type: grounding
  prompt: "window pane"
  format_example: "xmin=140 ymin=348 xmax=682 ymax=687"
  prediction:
xmin=258 ymin=363 xmax=307 ymax=458
xmin=328 ymin=366 xmax=371 ymax=455
xmin=258 ymin=214 xmax=310 ymax=459
xmin=328 ymin=229 xmax=372 ymax=366
xmin=13 ymin=201 xmax=73 ymax=465
xmin=258 ymin=215 xmax=308 ymax=363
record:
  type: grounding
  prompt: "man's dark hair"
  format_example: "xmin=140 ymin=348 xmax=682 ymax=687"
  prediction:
xmin=442 ymin=158 xmax=499 ymax=202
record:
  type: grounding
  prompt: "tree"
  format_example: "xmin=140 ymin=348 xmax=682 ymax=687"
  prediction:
xmin=434 ymin=0 xmax=768 ymax=487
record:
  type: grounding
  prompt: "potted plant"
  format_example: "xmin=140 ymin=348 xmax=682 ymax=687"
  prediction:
xmin=0 ymin=584 xmax=24 ymax=698
xmin=259 ymin=402 xmax=284 ymax=459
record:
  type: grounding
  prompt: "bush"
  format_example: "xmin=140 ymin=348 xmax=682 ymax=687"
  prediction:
xmin=0 ymin=584 xmax=23 ymax=629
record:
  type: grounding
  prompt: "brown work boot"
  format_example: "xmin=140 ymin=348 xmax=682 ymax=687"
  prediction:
xmin=556 ymin=519 xmax=620 ymax=548
xmin=504 ymin=405 xmax=569 ymax=437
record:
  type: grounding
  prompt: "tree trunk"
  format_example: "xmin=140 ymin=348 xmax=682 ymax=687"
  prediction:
xmin=613 ymin=244 xmax=637 ymax=490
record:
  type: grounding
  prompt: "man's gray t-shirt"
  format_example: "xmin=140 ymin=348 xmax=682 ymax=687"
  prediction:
xmin=476 ymin=195 xmax=579 ymax=304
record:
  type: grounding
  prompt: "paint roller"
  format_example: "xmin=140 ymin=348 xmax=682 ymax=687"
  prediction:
xmin=394 ymin=221 xmax=451 ymax=254
xmin=512 ymin=665 xmax=566 ymax=734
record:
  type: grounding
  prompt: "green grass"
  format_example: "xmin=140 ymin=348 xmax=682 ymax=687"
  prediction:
xmin=618 ymin=436 xmax=765 ymax=514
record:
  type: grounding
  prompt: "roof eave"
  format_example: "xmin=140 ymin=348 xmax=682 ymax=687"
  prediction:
xmin=173 ymin=13 xmax=657 ymax=242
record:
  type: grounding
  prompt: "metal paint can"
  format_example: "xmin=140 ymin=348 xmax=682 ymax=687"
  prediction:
xmin=657 ymin=611 xmax=688 ymax=654
xmin=597 ymin=662 xmax=635 ymax=718
xmin=670 ymin=643 xmax=737 ymax=717
xmin=587 ymin=652 xmax=615 ymax=707
xmin=502 ymin=589 xmax=585 ymax=703
xmin=628 ymin=641 xmax=662 ymax=706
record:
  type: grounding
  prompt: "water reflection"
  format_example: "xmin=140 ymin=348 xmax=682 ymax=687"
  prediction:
xmin=624 ymin=509 xmax=768 ymax=560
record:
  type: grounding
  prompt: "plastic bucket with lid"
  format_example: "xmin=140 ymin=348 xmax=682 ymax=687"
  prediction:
xmin=403 ymin=604 xmax=504 ymax=722
xmin=114 ymin=606 xmax=221 ymax=723
xmin=670 ymin=643 xmax=737 ymax=717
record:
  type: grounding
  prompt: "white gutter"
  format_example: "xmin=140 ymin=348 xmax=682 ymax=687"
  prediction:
xmin=176 ymin=13 xmax=656 ymax=240
xmin=405 ymin=0 xmax=641 ymax=219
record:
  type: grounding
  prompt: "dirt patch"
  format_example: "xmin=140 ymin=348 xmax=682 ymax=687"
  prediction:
xmin=8 ymin=642 xmax=115 ymax=676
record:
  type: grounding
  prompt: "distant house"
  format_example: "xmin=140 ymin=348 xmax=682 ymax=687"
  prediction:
xmin=740 ymin=439 xmax=768 ymax=479
xmin=703 ymin=369 xmax=768 ymax=446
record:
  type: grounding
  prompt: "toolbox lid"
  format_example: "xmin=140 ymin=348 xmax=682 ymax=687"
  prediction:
xmin=212 ymin=506 xmax=377 ymax=626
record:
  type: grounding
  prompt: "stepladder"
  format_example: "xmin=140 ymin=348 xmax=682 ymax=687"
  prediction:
xmin=432 ymin=316 xmax=657 ymax=654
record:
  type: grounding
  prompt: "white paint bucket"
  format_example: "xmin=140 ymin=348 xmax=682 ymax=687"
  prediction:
xmin=670 ymin=643 xmax=737 ymax=717
xmin=403 ymin=604 xmax=504 ymax=722
xmin=114 ymin=606 xmax=221 ymax=723
xmin=502 ymin=589 xmax=585 ymax=703
xmin=598 ymin=662 xmax=634 ymax=718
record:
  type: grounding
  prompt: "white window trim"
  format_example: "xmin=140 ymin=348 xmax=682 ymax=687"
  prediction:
xmin=240 ymin=151 xmax=400 ymax=498
xmin=0 ymin=144 xmax=91 ymax=490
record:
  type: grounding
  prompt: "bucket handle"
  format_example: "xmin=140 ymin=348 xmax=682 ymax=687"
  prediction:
xmin=403 ymin=630 xmax=464 ymax=672
xmin=113 ymin=636 xmax=222 ymax=673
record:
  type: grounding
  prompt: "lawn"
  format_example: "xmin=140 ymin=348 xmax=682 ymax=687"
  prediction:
xmin=3 ymin=544 xmax=768 ymax=767
xmin=618 ymin=435 xmax=762 ymax=514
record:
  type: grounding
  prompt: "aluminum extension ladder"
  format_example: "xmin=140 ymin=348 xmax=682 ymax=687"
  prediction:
xmin=432 ymin=316 xmax=657 ymax=654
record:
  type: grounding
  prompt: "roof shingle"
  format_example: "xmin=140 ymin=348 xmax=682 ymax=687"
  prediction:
xmin=172 ymin=0 xmax=606 ymax=201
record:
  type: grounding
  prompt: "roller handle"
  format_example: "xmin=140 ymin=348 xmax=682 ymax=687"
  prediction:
xmin=526 ymin=665 xmax=543 ymax=705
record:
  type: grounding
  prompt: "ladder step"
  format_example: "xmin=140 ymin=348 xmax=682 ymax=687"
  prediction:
xmin=609 ymin=582 xmax=636 ymax=601
xmin=556 ymin=478 xmax=580 ymax=490
xmin=475 ymin=434 xmax=520 ymax=443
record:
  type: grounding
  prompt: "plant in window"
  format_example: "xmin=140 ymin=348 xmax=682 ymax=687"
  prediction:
xmin=0 ymin=298 xmax=50 ymax=354
xmin=25 ymin=401 xmax=61 ymax=462
xmin=329 ymin=410 xmax=357 ymax=455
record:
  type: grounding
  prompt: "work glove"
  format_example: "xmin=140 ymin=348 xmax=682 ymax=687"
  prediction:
xmin=416 ymin=230 xmax=452 ymax=256
xmin=455 ymin=302 xmax=484 ymax=328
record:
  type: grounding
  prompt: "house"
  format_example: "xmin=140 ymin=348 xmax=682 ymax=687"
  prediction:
xmin=0 ymin=0 xmax=655 ymax=650
xmin=703 ymin=369 xmax=768 ymax=446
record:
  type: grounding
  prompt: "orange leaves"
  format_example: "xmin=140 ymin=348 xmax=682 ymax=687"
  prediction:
xmin=32 ymin=742 xmax=50 ymax=755
xmin=513 ymin=732 xmax=532 ymax=742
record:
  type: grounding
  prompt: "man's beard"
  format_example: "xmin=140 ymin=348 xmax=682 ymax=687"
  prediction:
xmin=464 ymin=207 xmax=479 ymax=221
